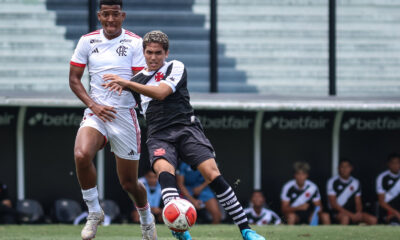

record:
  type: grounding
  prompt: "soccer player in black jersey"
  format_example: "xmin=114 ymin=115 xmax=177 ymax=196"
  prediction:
xmin=376 ymin=153 xmax=400 ymax=224
xmin=327 ymin=159 xmax=377 ymax=225
xmin=103 ymin=30 xmax=265 ymax=240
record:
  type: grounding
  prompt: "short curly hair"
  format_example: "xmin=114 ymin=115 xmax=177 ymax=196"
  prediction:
xmin=100 ymin=0 xmax=122 ymax=8
xmin=143 ymin=30 xmax=169 ymax=52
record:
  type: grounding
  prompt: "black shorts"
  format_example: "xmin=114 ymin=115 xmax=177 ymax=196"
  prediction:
xmin=147 ymin=122 xmax=215 ymax=170
xmin=295 ymin=209 xmax=314 ymax=224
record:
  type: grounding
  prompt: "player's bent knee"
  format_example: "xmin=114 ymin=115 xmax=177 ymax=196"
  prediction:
xmin=74 ymin=149 xmax=93 ymax=167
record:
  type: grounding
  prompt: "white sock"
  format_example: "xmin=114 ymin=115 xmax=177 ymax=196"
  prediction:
xmin=82 ymin=186 xmax=102 ymax=213
xmin=136 ymin=203 xmax=153 ymax=225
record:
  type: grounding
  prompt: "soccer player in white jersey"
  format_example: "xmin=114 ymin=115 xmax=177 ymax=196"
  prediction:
xmin=281 ymin=162 xmax=330 ymax=225
xmin=327 ymin=159 xmax=377 ymax=225
xmin=376 ymin=153 xmax=400 ymax=224
xmin=69 ymin=1 xmax=156 ymax=239
xmin=102 ymin=30 xmax=265 ymax=240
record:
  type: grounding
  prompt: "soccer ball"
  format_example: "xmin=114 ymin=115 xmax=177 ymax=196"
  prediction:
xmin=162 ymin=198 xmax=197 ymax=232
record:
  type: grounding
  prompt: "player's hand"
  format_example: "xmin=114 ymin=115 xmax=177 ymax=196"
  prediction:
xmin=90 ymin=103 xmax=117 ymax=122
xmin=297 ymin=203 xmax=309 ymax=211
xmin=351 ymin=212 xmax=362 ymax=222
xmin=192 ymin=199 xmax=203 ymax=210
xmin=102 ymin=74 xmax=130 ymax=95
xmin=192 ymin=186 xmax=204 ymax=197
xmin=2 ymin=199 xmax=12 ymax=208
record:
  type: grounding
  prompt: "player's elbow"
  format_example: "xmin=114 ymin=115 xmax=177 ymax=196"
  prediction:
xmin=154 ymin=91 xmax=170 ymax=101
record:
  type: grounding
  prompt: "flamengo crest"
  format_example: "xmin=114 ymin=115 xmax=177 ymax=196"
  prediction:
xmin=116 ymin=45 xmax=128 ymax=56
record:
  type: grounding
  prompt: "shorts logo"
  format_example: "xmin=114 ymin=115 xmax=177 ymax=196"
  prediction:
xmin=154 ymin=148 xmax=166 ymax=156
xmin=155 ymin=72 xmax=164 ymax=82
xmin=128 ymin=150 xmax=135 ymax=156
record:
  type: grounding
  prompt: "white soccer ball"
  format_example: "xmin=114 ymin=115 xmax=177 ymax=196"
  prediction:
xmin=162 ymin=198 xmax=197 ymax=232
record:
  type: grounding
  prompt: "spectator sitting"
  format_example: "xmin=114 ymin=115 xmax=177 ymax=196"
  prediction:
xmin=177 ymin=162 xmax=222 ymax=224
xmin=244 ymin=190 xmax=281 ymax=225
xmin=281 ymin=161 xmax=330 ymax=225
xmin=376 ymin=153 xmax=400 ymax=224
xmin=132 ymin=171 xmax=163 ymax=223
xmin=0 ymin=182 xmax=17 ymax=224
xmin=327 ymin=158 xmax=377 ymax=225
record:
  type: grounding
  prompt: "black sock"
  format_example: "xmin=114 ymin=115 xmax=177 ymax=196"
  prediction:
xmin=209 ymin=175 xmax=250 ymax=231
xmin=159 ymin=171 xmax=180 ymax=205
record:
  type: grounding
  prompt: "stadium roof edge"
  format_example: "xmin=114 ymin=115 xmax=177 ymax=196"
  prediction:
xmin=1 ymin=93 xmax=400 ymax=111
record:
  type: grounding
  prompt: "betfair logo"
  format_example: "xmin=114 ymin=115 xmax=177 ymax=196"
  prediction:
xmin=28 ymin=113 xmax=81 ymax=127
xmin=264 ymin=116 xmax=329 ymax=130
xmin=342 ymin=117 xmax=400 ymax=130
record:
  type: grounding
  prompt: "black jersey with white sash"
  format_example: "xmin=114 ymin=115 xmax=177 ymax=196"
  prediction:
xmin=244 ymin=207 xmax=281 ymax=225
xmin=327 ymin=176 xmax=361 ymax=212
xmin=130 ymin=60 xmax=194 ymax=137
xmin=281 ymin=179 xmax=321 ymax=208
xmin=376 ymin=170 xmax=400 ymax=208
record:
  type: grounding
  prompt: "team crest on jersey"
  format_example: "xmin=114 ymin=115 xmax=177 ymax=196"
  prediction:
xmin=116 ymin=45 xmax=128 ymax=56
xmin=155 ymin=72 xmax=164 ymax=82
xmin=154 ymin=148 xmax=166 ymax=156
xmin=305 ymin=192 xmax=310 ymax=198
xmin=350 ymin=186 xmax=354 ymax=191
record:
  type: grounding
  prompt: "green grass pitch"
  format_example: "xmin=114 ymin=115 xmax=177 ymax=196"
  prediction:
xmin=1 ymin=224 xmax=399 ymax=240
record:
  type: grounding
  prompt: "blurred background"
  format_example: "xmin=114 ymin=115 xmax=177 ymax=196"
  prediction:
xmin=1 ymin=0 xmax=400 ymax=223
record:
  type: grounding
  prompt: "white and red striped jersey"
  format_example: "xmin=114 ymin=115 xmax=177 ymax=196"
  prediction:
xmin=71 ymin=29 xmax=145 ymax=108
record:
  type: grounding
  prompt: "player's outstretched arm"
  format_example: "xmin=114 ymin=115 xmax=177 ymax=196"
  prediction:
xmin=69 ymin=65 xmax=116 ymax=122
xmin=102 ymin=74 xmax=172 ymax=100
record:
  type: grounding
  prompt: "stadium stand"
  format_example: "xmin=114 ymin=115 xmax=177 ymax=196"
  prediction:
xmin=336 ymin=0 xmax=400 ymax=95
xmin=193 ymin=0 xmax=400 ymax=96
xmin=45 ymin=0 xmax=256 ymax=93
xmin=0 ymin=0 xmax=78 ymax=96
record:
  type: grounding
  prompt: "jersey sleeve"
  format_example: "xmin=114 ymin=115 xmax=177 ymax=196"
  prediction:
xmin=131 ymin=38 xmax=146 ymax=71
xmin=70 ymin=36 xmax=89 ymax=67
xmin=280 ymin=182 xmax=290 ymax=201
xmin=161 ymin=60 xmax=186 ymax=93
xmin=355 ymin=179 xmax=361 ymax=197
xmin=376 ymin=173 xmax=385 ymax=194
xmin=312 ymin=185 xmax=321 ymax=202
xmin=270 ymin=210 xmax=281 ymax=225
xmin=327 ymin=178 xmax=336 ymax=196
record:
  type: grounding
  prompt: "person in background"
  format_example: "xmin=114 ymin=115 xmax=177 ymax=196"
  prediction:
xmin=0 ymin=182 xmax=17 ymax=224
xmin=176 ymin=162 xmax=222 ymax=224
xmin=327 ymin=159 xmax=377 ymax=225
xmin=244 ymin=190 xmax=281 ymax=225
xmin=281 ymin=161 xmax=330 ymax=225
xmin=132 ymin=171 xmax=163 ymax=223
xmin=376 ymin=153 xmax=400 ymax=224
